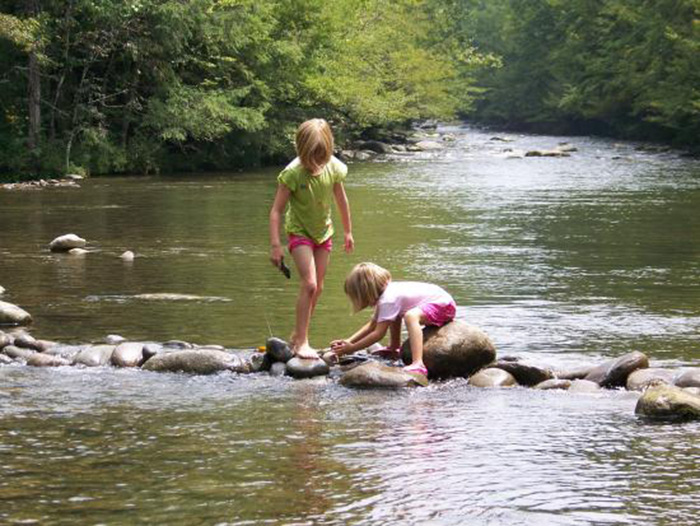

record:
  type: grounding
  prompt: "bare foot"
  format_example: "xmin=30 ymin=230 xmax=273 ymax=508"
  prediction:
xmin=294 ymin=342 xmax=319 ymax=360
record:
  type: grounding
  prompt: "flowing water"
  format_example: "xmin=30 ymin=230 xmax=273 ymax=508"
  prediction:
xmin=1 ymin=126 xmax=699 ymax=525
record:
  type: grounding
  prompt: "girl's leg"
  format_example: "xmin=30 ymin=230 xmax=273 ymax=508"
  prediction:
xmin=290 ymin=244 xmax=318 ymax=359
xmin=310 ymin=247 xmax=331 ymax=317
xmin=403 ymin=307 xmax=428 ymax=370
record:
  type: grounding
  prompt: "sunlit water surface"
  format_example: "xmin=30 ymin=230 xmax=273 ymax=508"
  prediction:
xmin=1 ymin=126 xmax=699 ymax=525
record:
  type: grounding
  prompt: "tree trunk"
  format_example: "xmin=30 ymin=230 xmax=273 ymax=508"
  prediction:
xmin=27 ymin=50 xmax=41 ymax=153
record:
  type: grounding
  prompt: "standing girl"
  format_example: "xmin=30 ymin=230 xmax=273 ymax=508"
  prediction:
xmin=269 ymin=119 xmax=354 ymax=359
xmin=330 ymin=262 xmax=457 ymax=375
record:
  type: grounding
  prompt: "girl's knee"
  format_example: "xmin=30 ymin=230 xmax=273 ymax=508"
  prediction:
xmin=300 ymin=278 xmax=318 ymax=296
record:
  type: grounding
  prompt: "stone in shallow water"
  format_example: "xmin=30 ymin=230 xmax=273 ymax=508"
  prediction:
xmin=400 ymin=321 xmax=496 ymax=379
xmin=73 ymin=345 xmax=116 ymax=367
xmin=584 ymin=351 xmax=649 ymax=388
xmin=636 ymin=385 xmax=700 ymax=421
xmin=534 ymin=379 xmax=572 ymax=390
xmin=339 ymin=362 xmax=428 ymax=388
xmin=2 ymin=345 xmax=36 ymax=361
xmin=285 ymin=357 xmax=330 ymax=379
xmin=0 ymin=332 xmax=13 ymax=349
xmin=142 ymin=343 xmax=162 ymax=360
xmin=492 ymin=359 xmax=553 ymax=386
xmin=49 ymin=233 xmax=86 ymax=252
xmin=468 ymin=368 xmax=517 ymax=388
xmin=0 ymin=354 xmax=13 ymax=365
xmin=568 ymin=380 xmax=601 ymax=393
xmin=120 ymin=250 xmax=135 ymax=261
xmin=0 ymin=301 xmax=32 ymax=326
xmin=163 ymin=340 xmax=193 ymax=350
xmin=105 ymin=334 xmax=127 ymax=345
xmin=674 ymin=368 xmax=700 ymax=389
xmin=27 ymin=353 xmax=70 ymax=367
xmin=111 ymin=342 xmax=145 ymax=367
xmin=626 ymin=368 xmax=677 ymax=391
xmin=555 ymin=365 xmax=595 ymax=380
xmin=12 ymin=332 xmax=40 ymax=351
xmin=266 ymin=337 xmax=293 ymax=364
xmin=142 ymin=349 xmax=245 ymax=375
xmin=249 ymin=352 xmax=271 ymax=373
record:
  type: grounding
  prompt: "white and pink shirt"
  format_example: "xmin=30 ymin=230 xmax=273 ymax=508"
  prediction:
xmin=374 ymin=281 xmax=456 ymax=323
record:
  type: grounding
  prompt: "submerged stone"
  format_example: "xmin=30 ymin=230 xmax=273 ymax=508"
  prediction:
xmin=142 ymin=349 xmax=245 ymax=375
xmin=400 ymin=321 xmax=496 ymax=379
xmin=285 ymin=357 xmax=330 ymax=379
xmin=339 ymin=362 xmax=428 ymax=388
xmin=27 ymin=353 xmax=70 ymax=367
xmin=49 ymin=233 xmax=86 ymax=252
xmin=0 ymin=301 xmax=32 ymax=326
xmin=468 ymin=368 xmax=517 ymax=388
xmin=636 ymin=385 xmax=700 ymax=421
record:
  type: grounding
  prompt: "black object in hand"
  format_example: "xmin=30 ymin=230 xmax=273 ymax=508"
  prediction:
xmin=279 ymin=258 xmax=291 ymax=279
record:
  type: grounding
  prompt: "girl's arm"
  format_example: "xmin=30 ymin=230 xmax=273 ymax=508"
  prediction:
xmin=333 ymin=182 xmax=354 ymax=253
xmin=331 ymin=317 xmax=375 ymax=350
xmin=269 ymin=184 xmax=291 ymax=267
xmin=331 ymin=320 xmax=391 ymax=356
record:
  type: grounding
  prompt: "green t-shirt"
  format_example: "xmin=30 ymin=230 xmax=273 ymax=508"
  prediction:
xmin=278 ymin=156 xmax=348 ymax=244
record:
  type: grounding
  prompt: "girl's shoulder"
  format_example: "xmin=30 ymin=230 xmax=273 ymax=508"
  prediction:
xmin=328 ymin=156 xmax=348 ymax=176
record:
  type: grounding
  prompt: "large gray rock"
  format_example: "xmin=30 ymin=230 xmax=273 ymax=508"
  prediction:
xmin=339 ymin=362 xmax=428 ymax=388
xmin=27 ymin=353 xmax=70 ymax=367
xmin=13 ymin=332 xmax=41 ymax=351
xmin=535 ymin=379 xmax=572 ymax=390
xmin=400 ymin=321 xmax=496 ymax=379
xmin=1 ymin=345 xmax=36 ymax=361
xmin=111 ymin=342 xmax=145 ymax=367
xmin=266 ymin=337 xmax=293 ymax=363
xmin=674 ymin=369 xmax=700 ymax=389
xmin=584 ymin=351 xmax=649 ymax=388
xmin=626 ymin=368 xmax=677 ymax=392
xmin=492 ymin=359 xmax=553 ymax=386
xmin=285 ymin=357 xmax=330 ymax=379
xmin=0 ymin=301 xmax=32 ymax=326
xmin=555 ymin=365 xmax=595 ymax=380
xmin=142 ymin=349 xmax=245 ymax=375
xmin=49 ymin=233 xmax=86 ymax=252
xmin=635 ymin=385 xmax=700 ymax=421
xmin=73 ymin=345 xmax=116 ymax=367
xmin=468 ymin=368 xmax=517 ymax=388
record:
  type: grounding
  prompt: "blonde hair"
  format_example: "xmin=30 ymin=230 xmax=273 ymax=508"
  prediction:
xmin=344 ymin=262 xmax=392 ymax=312
xmin=296 ymin=118 xmax=334 ymax=175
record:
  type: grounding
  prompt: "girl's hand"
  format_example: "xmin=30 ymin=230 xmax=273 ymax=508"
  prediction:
xmin=330 ymin=339 xmax=353 ymax=354
xmin=270 ymin=244 xmax=284 ymax=268
xmin=344 ymin=232 xmax=355 ymax=253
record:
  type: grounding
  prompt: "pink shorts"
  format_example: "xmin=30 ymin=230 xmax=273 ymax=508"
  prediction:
xmin=420 ymin=302 xmax=456 ymax=327
xmin=288 ymin=234 xmax=333 ymax=253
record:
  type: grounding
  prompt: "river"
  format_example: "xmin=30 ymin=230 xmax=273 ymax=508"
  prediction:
xmin=1 ymin=125 xmax=699 ymax=525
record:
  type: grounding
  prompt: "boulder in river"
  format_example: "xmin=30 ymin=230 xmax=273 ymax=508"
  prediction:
xmin=163 ymin=340 xmax=193 ymax=350
xmin=73 ymin=345 xmax=116 ymax=367
xmin=568 ymin=379 xmax=602 ymax=393
xmin=584 ymin=351 xmax=649 ymax=388
xmin=111 ymin=342 xmax=145 ymax=367
xmin=49 ymin=233 xmax=86 ymax=252
xmin=142 ymin=343 xmax=163 ymax=361
xmin=635 ymin=385 xmax=700 ymax=421
xmin=414 ymin=140 xmax=444 ymax=151
xmin=68 ymin=248 xmax=88 ymax=256
xmin=555 ymin=365 xmax=595 ymax=380
xmin=0 ymin=354 xmax=13 ymax=365
xmin=534 ymin=379 xmax=572 ymax=390
xmin=266 ymin=337 xmax=293 ymax=364
xmin=0 ymin=301 xmax=32 ymax=326
xmin=285 ymin=356 xmax=330 ymax=379
xmin=248 ymin=352 xmax=272 ymax=373
xmin=105 ymin=334 xmax=127 ymax=345
xmin=400 ymin=321 xmax=496 ymax=379
xmin=13 ymin=332 xmax=41 ymax=351
xmin=356 ymin=140 xmax=393 ymax=154
xmin=525 ymin=149 xmax=570 ymax=158
xmin=492 ymin=359 xmax=553 ymax=386
xmin=2 ymin=345 xmax=36 ymax=361
xmin=626 ymin=368 xmax=677 ymax=391
xmin=0 ymin=331 xmax=13 ymax=349
xmin=142 ymin=349 xmax=246 ymax=375
xmin=674 ymin=369 xmax=700 ymax=389
xmin=120 ymin=250 xmax=135 ymax=262
xmin=339 ymin=362 xmax=428 ymax=388
xmin=468 ymin=368 xmax=517 ymax=388
xmin=27 ymin=353 xmax=70 ymax=367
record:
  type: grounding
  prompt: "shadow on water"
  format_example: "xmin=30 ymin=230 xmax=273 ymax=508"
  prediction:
xmin=1 ymin=125 xmax=700 ymax=524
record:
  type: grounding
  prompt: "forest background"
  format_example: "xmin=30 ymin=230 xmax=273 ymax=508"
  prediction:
xmin=1 ymin=0 xmax=698 ymax=180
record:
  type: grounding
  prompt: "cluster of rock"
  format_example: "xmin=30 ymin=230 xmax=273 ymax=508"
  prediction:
xmin=1 ymin=174 xmax=83 ymax=191
xmin=48 ymin=233 xmax=135 ymax=260
xmin=490 ymin=138 xmax=579 ymax=159
xmin=338 ymin=124 xmax=456 ymax=162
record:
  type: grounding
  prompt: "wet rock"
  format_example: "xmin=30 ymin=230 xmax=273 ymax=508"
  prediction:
xmin=525 ymin=149 xmax=570 ymax=158
xmin=492 ymin=359 xmax=553 ymax=386
xmin=49 ymin=233 xmax=86 ymax=252
xmin=42 ymin=344 xmax=83 ymax=361
xmin=13 ymin=332 xmax=41 ymax=351
xmin=163 ymin=340 xmax=193 ymax=350
xmin=635 ymin=385 xmax=700 ymax=421
xmin=0 ymin=332 xmax=13 ymax=349
xmin=265 ymin=337 xmax=293 ymax=364
xmin=120 ymin=250 xmax=135 ymax=261
xmin=73 ymin=345 xmax=116 ymax=367
xmin=35 ymin=340 xmax=57 ymax=353
xmin=0 ymin=354 xmax=13 ymax=365
xmin=534 ymin=379 xmax=572 ymax=390
xmin=400 ymin=321 xmax=496 ymax=379
xmin=285 ymin=357 xmax=330 ymax=379
xmin=105 ymin=334 xmax=127 ymax=345
xmin=626 ymin=368 xmax=677 ymax=391
xmin=269 ymin=362 xmax=287 ymax=376
xmin=249 ymin=352 xmax=272 ymax=373
xmin=555 ymin=365 xmax=596 ymax=380
xmin=587 ymin=351 xmax=649 ymax=388
xmin=356 ymin=140 xmax=393 ymax=154
xmin=468 ymin=368 xmax=517 ymax=388
xmin=27 ymin=353 xmax=70 ymax=367
xmin=142 ymin=349 xmax=245 ymax=375
xmin=568 ymin=380 xmax=602 ymax=393
xmin=414 ymin=140 xmax=444 ymax=151
xmin=557 ymin=143 xmax=578 ymax=153
xmin=68 ymin=248 xmax=88 ymax=256
xmin=354 ymin=150 xmax=376 ymax=161
xmin=0 ymin=301 xmax=32 ymax=326
xmin=111 ymin=342 xmax=145 ymax=367
xmin=674 ymin=369 xmax=700 ymax=389
xmin=339 ymin=362 xmax=428 ymax=388
xmin=142 ymin=343 xmax=162 ymax=360
xmin=2 ymin=345 xmax=36 ymax=361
